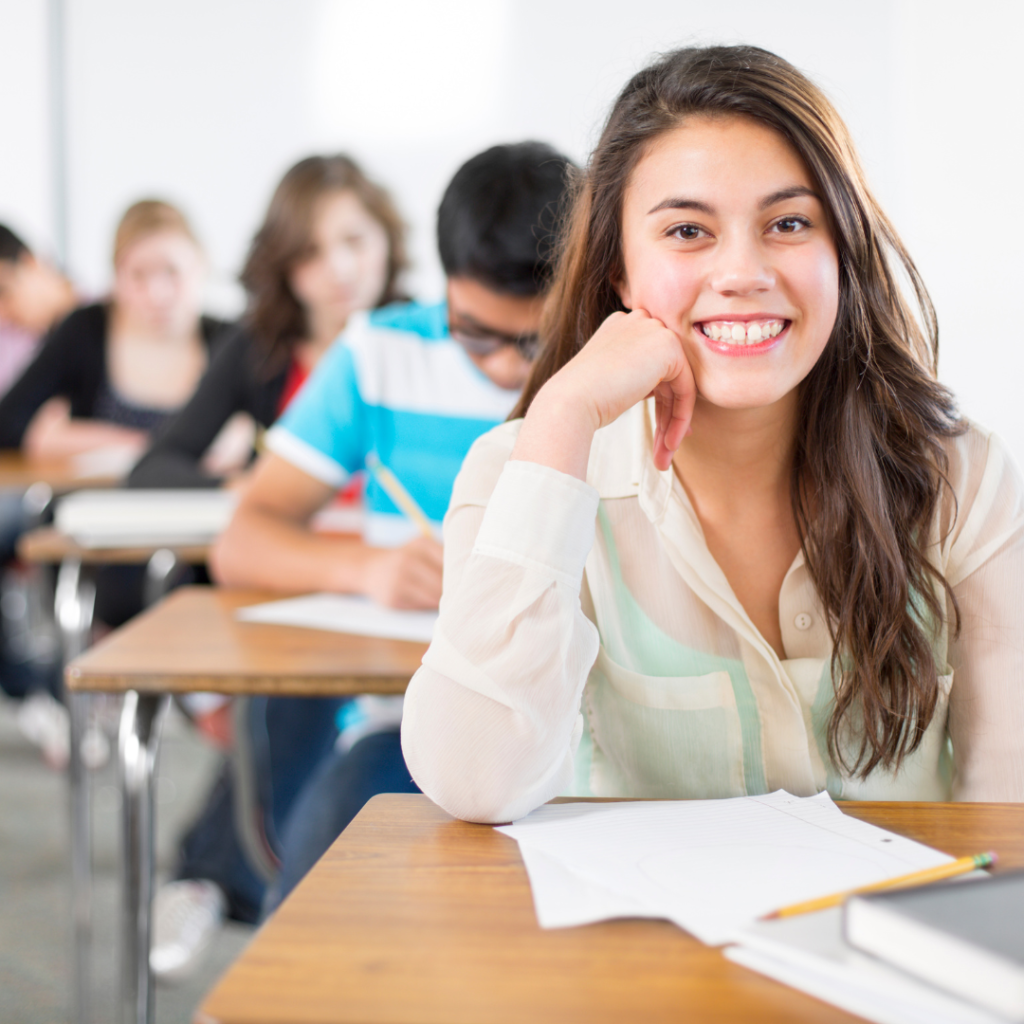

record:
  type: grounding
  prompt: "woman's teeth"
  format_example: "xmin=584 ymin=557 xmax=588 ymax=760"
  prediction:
xmin=700 ymin=320 xmax=785 ymax=345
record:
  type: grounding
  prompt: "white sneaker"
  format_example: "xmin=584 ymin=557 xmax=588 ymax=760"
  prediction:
xmin=16 ymin=691 xmax=69 ymax=769
xmin=80 ymin=724 xmax=110 ymax=770
xmin=150 ymin=880 xmax=226 ymax=981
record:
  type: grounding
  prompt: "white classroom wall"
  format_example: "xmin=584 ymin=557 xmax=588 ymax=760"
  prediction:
xmin=1 ymin=0 xmax=1022 ymax=459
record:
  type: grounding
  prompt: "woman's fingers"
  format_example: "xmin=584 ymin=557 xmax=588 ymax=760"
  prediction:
xmin=639 ymin=318 xmax=695 ymax=471
xmin=514 ymin=307 xmax=696 ymax=480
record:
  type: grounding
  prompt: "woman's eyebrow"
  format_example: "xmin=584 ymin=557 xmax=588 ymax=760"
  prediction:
xmin=759 ymin=185 xmax=818 ymax=210
xmin=646 ymin=197 xmax=715 ymax=216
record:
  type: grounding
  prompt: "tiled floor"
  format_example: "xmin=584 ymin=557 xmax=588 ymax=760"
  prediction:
xmin=0 ymin=695 xmax=254 ymax=1023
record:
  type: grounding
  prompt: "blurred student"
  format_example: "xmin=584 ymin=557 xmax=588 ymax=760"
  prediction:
xmin=238 ymin=141 xmax=573 ymax=917
xmin=130 ymin=154 xmax=407 ymax=490
xmin=211 ymin=142 xmax=570 ymax=597
xmin=0 ymin=227 xmax=76 ymax=751
xmin=0 ymin=224 xmax=76 ymax=397
xmin=0 ymin=200 xmax=226 ymax=461
xmin=0 ymin=201 xmax=227 ymax=763
xmin=150 ymin=142 xmax=571 ymax=978
xmin=137 ymin=155 xmax=407 ymax=976
xmin=0 ymin=224 xmax=77 ymax=562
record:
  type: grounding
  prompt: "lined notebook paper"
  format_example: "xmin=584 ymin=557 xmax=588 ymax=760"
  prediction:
xmin=496 ymin=791 xmax=951 ymax=945
xmin=236 ymin=593 xmax=437 ymax=643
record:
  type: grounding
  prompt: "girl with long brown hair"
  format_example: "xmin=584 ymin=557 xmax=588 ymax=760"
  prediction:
xmin=130 ymin=153 xmax=406 ymax=488
xmin=140 ymin=155 xmax=407 ymax=975
xmin=401 ymin=45 xmax=1024 ymax=821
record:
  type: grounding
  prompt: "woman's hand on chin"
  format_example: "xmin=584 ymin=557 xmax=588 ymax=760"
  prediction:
xmin=512 ymin=309 xmax=695 ymax=478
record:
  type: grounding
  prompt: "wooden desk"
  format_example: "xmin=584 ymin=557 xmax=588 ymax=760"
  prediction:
xmin=17 ymin=526 xmax=210 ymax=566
xmin=65 ymin=586 xmax=428 ymax=1024
xmin=197 ymin=795 xmax=1024 ymax=1024
xmin=23 ymin=533 xmax=217 ymax=1024
xmin=67 ymin=586 xmax=427 ymax=696
xmin=0 ymin=450 xmax=120 ymax=490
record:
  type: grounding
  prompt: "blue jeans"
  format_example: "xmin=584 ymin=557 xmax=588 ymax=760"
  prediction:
xmin=177 ymin=695 xmax=346 ymax=923
xmin=262 ymin=729 xmax=419 ymax=917
xmin=0 ymin=489 xmax=60 ymax=699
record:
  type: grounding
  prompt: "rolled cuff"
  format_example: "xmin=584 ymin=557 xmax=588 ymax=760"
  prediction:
xmin=264 ymin=426 xmax=348 ymax=488
xmin=472 ymin=459 xmax=599 ymax=589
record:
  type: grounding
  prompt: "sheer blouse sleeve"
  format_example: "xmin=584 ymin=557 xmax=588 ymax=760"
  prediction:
xmin=401 ymin=423 xmax=601 ymax=823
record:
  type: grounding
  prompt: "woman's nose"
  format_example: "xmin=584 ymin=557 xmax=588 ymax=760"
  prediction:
xmin=327 ymin=245 xmax=358 ymax=283
xmin=709 ymin=235 xmax=774 ymax=296
xmin=145 ymin=273 xmax=176 ymax=305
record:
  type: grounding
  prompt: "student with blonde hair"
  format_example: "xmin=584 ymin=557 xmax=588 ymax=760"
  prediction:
xmin=0 ymin=200 xmax=227 ymax=757
xmin=0 ymin=199 xmax=226 ymax=460
xmin=402 ymin=45 xmax=1024 ymax=822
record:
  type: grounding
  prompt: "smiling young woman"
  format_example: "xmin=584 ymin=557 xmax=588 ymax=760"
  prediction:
xmin=400 ymin=45 xmax=1024 ymax=822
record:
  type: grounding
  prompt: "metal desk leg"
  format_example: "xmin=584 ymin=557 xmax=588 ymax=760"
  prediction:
xmin=142 ymin=548 xmax=181 ymax=609
xmin=119 ymin=691 xmax=169 ymax=1024
xmin=55 ymin=557 xmax=96 ymax=1024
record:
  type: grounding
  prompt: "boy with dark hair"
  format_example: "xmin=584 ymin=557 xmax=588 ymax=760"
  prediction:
xmin=438 ymin=140 xmax=568 ymax=294
xmin=0 ymin=224 xmax=76 ymax=396
xmin=153 ymin=142 xmax=573 ymax=977
xmin=0 ymin=226 xmax=75 ymax=750
xmin=213 ymin=139 xmax=573 ymax=592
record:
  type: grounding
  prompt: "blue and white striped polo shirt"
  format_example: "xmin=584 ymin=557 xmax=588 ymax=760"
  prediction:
xmin=265 ymin=301 xmax=520 ymax=547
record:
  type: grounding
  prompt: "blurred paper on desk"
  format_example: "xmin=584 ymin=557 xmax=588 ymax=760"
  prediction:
xmin=55 ymin=489 xmax=238 ymax=546
xmin=236 ymin=593 xmax=436 ymax=643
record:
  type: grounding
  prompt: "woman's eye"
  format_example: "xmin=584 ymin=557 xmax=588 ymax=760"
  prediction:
xmin=772 ymin=217 xmax=809 ymax=234
xmin=670 ymin=223 xmax=705 ymax=241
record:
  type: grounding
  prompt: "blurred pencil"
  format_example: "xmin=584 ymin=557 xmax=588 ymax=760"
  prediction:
xmin=761 ymin=851 xmax=997 ymax=920
xmin=365 ymin=452 xmax=434 ymax=539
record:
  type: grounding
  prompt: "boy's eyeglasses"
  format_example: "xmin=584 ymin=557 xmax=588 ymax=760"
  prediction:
xmin=449 ymin=325 xmax=540 ymax=362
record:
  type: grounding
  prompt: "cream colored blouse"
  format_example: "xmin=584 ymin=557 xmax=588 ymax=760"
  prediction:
xmin=401 ymin=401 xmax=1024 ymax=823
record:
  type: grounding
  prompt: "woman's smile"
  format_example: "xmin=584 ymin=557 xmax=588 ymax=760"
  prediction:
xmin=694 ymin=316 xmax=789 ymax=355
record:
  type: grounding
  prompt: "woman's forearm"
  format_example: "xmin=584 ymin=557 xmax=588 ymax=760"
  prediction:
xmin=23 ymin=402 xmax=147 ymax=460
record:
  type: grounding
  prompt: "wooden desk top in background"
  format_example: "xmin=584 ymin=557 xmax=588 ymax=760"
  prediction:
xmin=0 ymin=451 xmax=119 ymax=490
xmin=17 ymin=526 xmax=211 ymax=565
xmin=65 ymin=586 xmax=427 ymax=696
xmin=196 ymin=795 xmax=1024 ymax=1024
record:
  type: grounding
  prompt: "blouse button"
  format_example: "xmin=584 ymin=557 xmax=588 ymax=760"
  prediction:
xmin=794 ymin=612 xmax=813 ymax=631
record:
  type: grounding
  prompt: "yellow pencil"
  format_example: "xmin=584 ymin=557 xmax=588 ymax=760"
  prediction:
xmin=761 ymin=851 xmax=997 ymax=920
xmin=365 ymin=453 xmax=434 ymax=539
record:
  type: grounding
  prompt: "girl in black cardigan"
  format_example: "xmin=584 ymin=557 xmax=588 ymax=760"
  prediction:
xmin=140 ymin=155 xmax=409 ymax=977
xmin=0 ymin=200 xmax=228 ymax=457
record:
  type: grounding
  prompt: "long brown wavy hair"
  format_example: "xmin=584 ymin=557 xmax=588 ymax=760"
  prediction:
xmin=240 ymin=154 xmax=408 ymax=372
xmin=514 ymin=45 xmax=963 ymax=778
